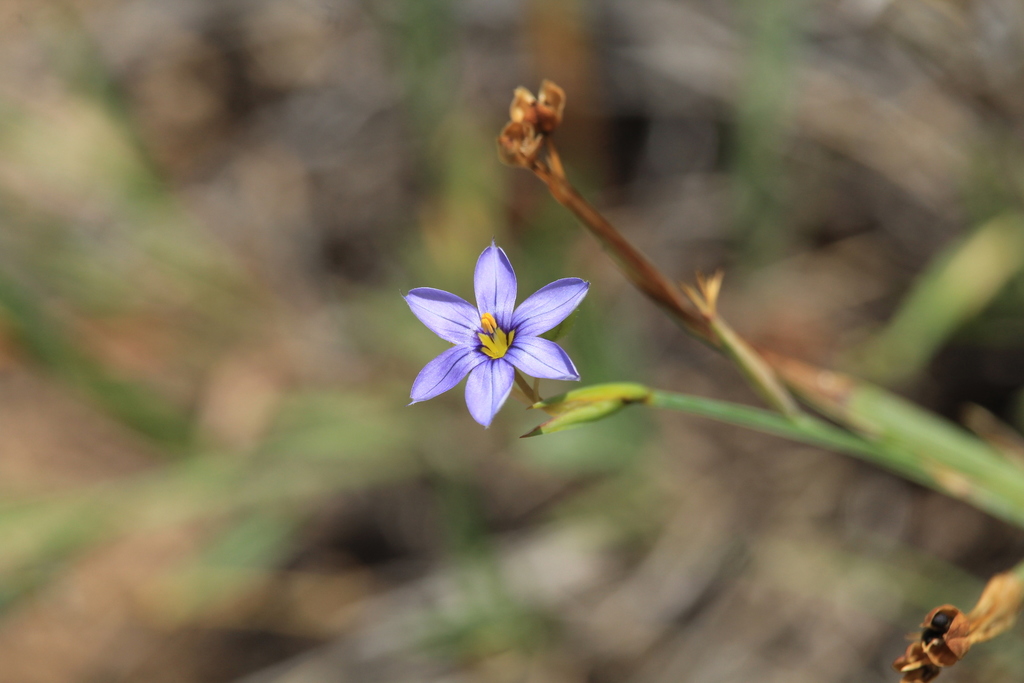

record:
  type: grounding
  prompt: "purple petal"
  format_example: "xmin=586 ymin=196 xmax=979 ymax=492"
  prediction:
xmin=474 ymin=244 xmax=517 ymax=328
xmin=410 ymin=346 xmax=485 ymax=403
xmin=405 ymin=288 xmax=480 ymax=345
xmin=464 ymin=359 xmax=515 ymax=427
xmin=510 ymin=278 xmax=589 ymax=337
xmin=505 ymin=336 xmax=579 ymax=381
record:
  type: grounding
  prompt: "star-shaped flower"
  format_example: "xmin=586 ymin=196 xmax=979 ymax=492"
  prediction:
xmin=405 ymin=243 xmax=589 ymax=427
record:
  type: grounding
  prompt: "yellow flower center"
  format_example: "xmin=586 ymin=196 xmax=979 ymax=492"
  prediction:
xmin=478 ymin=313 xmax=515 ymax=359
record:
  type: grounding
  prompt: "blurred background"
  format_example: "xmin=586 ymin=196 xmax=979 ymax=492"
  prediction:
xmin=2 ymin=0 xmax=1024 ymax=681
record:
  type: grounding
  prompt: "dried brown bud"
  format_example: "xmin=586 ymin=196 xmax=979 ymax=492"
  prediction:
xmin=892 ymin=572 xmax=1024 ymax=682
xmin=506 ymin=80 xmax=565 ymax=136
xmin=535 ymin=79 xmax=566 ymax=133
xmin=682 ymin=270 xmax=725 ymax=319
xmin=496 ymin=121 xmax=544 ymax=168
xmin=509 ymin=87 xmax=537 ymax=124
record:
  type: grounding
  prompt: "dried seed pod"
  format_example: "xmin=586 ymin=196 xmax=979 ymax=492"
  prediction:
xmin=505 ymin=80 xmax=565 ymax=136
xmin=534 ymin=79 xmax=565 ymax=133
xmin=496 ymin=121 xmax=543 ymax=168
xmin=892 ymin=572 xmax=1024 ymax=682
xmin=920 ymin=606 xmax=969 ymax=667
xmin=509 ymin=86 xmax=537 ymax=124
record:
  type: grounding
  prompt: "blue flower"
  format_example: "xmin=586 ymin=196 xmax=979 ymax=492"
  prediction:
xmin=405 ymin=243 xmax=589 ymax=427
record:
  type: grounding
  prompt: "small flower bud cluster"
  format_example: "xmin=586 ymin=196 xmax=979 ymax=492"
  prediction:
xmin=497 ymin=80 xmax=565 ymax=168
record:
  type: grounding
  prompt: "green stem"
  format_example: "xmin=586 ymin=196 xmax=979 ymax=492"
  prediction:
xmin=514 ymin=369 xmax=541 ymax=404
xmin=709 ymin=317 xmax=800 ymax=418
xmin=646 ymin=389 xmax=1024 ymax=530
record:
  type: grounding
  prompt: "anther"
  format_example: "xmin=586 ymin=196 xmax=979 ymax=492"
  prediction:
xmin=481 ymin=312 xmax=497 ymax=334
xmin=477 ymin=323 xmax=515 ymax=360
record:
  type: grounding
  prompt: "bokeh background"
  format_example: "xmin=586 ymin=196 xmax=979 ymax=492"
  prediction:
xmin=2 ymin=0 xmax=1024 ymax=681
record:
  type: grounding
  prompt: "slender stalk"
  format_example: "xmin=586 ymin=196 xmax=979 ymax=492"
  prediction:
xmin=647 ymin=390 xmax=922 ymax=474
xmin=709 ymin=316 xmax=800 ymax=417
xmin=545 ymin=139 xmax=566 ymax=181
xmin=508 ymin=385 xmax=534 ymax=407
xmin=532 ymin=164 xmax=713 ymax=342
xmin=645 ymin=389 xmax=1024 ymax=530
xmin=514 ymin=369 xmax=542 ymax=404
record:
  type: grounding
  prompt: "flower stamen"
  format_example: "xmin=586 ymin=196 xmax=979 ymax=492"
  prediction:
xmin=478 ymin=324 xmax=515 ymax=359
xmin=481 ymin=312 xmax=498 ymax=334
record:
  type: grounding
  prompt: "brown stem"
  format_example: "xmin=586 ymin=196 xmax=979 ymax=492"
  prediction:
xmin=546 ymin=139 xmax=567 ymax=180
xmin=532 ymin=164 xmax=715 ymax=344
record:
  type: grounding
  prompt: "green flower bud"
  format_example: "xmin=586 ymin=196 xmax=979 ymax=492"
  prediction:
xmin=522 ymin=383 xmax=651 ymax=437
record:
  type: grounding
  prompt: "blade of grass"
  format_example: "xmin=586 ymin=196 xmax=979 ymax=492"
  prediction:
xmin=765 ymin=353 xmax=1014 ymax=472
xmin=732 ymin=0 xmax=801 ymax=267
xmin=0 ymin=268 xmax=195 ymax=451
xmin=653 ymin=389 xmax=1024 ymax=528
xmin=854 ymin=212 xmax=1024 ymax=382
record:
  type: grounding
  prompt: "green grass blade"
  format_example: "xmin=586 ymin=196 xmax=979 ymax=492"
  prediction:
xmin=855 ymin=213 xmax=1024 ymax=382
xmin=654 ymin=388 xmax=1024 ymax=528
xmin=0 ymin=268 xmax=194 ymax=451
